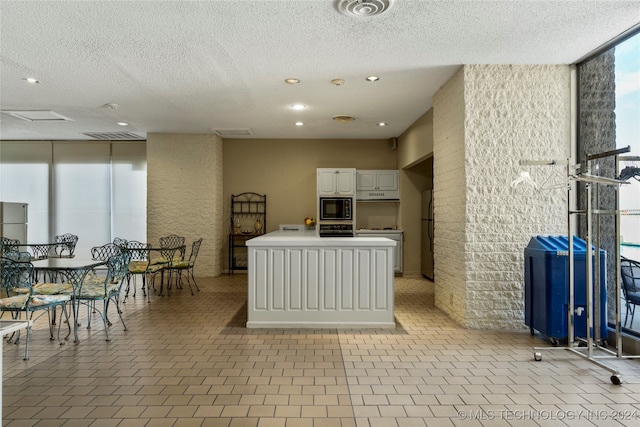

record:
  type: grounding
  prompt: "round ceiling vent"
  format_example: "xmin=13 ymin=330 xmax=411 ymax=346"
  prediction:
xmin=336 ymin=0 xmax=393 ymax=17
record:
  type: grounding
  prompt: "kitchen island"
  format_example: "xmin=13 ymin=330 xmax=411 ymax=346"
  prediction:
xmin=246 ymin=229 xmax=396 ymax=328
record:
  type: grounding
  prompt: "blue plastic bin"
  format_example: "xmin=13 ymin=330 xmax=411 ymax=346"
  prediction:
xmin=524 ymin=235 xmax=607 ymax=342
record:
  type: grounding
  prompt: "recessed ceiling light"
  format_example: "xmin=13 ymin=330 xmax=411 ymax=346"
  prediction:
xmin=285 ymin=78 xmax=300 ymax=84
xmin=366 ymin=75 xmax=379 ymax=82
xmin=378 ymin=122 xmax=387 ymax=127
xmin=290 ymin=103 xmax=306 ymax=110
xmin=22 ymin=77 xmax=40 ymax=84
xmin=295 ymin=122 xmax=304 ymax=126
xmin=333 ymin=115 xmax=355 ymax=122
xmin=117 ymin=122 xmax=129 ymax=126
xmin=331 ymin=79 xmax=345 ymax=86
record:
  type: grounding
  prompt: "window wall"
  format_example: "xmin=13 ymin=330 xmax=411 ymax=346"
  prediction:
xmin=0 ymin=141 xmax=146 ymax=256
xmin=616 ymin=33 xmax=640 ymax=336
xmin=616 ymin=34 xmax=640 ymax=261
xmin=577 ymin=29 xmax=640 ymax=336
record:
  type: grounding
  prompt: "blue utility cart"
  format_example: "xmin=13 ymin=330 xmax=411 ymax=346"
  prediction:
xmin=524 ymin=235 xmax=607 ymax=344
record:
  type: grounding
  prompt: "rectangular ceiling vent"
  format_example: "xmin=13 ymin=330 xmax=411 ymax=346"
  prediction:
xmin=1 ymin=110 xmax=74 ymax=122
xmin=213 ymin=128 xmax=254 ymax=137
xmin=81 ymin=131 xmax=144 ymax=140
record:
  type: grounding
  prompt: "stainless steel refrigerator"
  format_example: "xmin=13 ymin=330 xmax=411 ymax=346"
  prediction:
xmin=0 ymin=202 xmax=28 ymax=243
xmin=421 ymin=190 xmax=434 ymax=280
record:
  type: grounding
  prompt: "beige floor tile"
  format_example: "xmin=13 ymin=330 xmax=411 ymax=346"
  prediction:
xmin=3 ymin=275 xmax=640 ymax=427
xmin=256 ymin=418 xmax=286 ymax=427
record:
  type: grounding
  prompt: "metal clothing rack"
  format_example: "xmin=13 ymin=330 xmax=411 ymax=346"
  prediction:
xmin=522 ymin=146 xmax=640 ymax=385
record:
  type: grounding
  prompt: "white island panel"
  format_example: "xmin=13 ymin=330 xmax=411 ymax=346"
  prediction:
xmin=322 ymin=249 xmax=337 ymax=310
xmin=289 ymin=248 xmax=303 ymax=310
xmin=247 ymin=230 xmax=395 ymax=328
xmin=272 ymin=248 xmax=285 ymax=310
xmin=340 ymin=248 xmax=354 ymax=310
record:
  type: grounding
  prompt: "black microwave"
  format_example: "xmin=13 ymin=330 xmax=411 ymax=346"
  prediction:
xmin=319 ymin=197 xmax=353 ymax=221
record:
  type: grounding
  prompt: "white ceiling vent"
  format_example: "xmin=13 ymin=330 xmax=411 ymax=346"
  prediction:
xmin=1 ymin=110 xmax=74 ymax=122
xmin=336 ymin=0 xmax=393 ymax=17
xmin=213 ymin=128 xmax=254 ymax=137
xmin=81 ymin=131 xmax=144 ymax=140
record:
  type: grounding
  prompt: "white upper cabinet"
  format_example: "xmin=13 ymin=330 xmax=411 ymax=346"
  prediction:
xmin=356 ymin=170 xmax=398 ymax=191
xmin=317 ymin=168 xmax=356 ymax=196
xmin=356 ymin=170 xmax=399 ymax=200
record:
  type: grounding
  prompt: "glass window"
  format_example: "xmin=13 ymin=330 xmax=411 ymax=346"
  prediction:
xmin=578 ymin=30 xmax=640 ymax=336
xmin=616 ymin=34 xmax=640 ymax=261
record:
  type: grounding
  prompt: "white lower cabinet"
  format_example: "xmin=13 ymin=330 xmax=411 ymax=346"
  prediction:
xmin=355 ymin=231 xmax=403 ymax=273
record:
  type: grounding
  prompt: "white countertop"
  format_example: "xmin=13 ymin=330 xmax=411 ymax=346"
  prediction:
xmin=246 ymin=229 xmax=396 ymax=247
xmin=355 ymin=229 xmax=403 ymax=234
xmin=0 ymin=320 xmax=31 ymax=336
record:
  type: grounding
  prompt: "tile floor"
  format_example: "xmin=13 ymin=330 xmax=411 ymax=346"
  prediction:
xmin=3 ymin=275 xmax=640 ymax=427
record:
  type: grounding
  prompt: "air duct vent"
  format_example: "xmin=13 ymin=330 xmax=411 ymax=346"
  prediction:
xmin=82 ymin=131 xmax=144 ymax=140
xmin=336 ymin=0 xmax=393 ymax=17
xmin=213 ymin=128 xmax=254 ymax=137
xmin=1 ymin=110 xmax=74 ymax=122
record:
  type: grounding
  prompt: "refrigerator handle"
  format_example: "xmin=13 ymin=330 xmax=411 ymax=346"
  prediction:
xmin=428 ymin=196 xmax=434 ymax=251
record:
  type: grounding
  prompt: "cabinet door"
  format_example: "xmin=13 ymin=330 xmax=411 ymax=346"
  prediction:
xmin=335 ymin=170 xmax=355 ymax=194
xmin=376 ymin=171 xmax=398 ymax=191
xmin=384 ymin=235 xmax=402 ymax=273
xmin=317 ymin=169 xmax=338 ymax=195
xmin=393 ymin=235 xmax=403 ymax=273
xmin=318 ymin=168 xmax=355 ymax=195
xmin=356 ymin=171 xmax=376 ymax=191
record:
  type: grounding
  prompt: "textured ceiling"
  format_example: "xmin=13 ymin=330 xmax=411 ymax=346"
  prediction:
xmin=1 ymin=0 xmax=639 ymax=141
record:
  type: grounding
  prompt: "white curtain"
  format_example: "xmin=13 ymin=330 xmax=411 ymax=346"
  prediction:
xmin=53 ymin=143 xmax=111 ymax=257
xmin=112 ymin=142 xmax=147 ymax=243
xmin=1 ymin=140 xmax=147 ymax=254
xmin=0 ymin=141 xmax=52 ymax=243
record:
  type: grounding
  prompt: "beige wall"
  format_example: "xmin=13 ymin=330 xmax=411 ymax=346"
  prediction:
xmin=222 ymin=138 xmax=397 ymax=270
xmin=147 ymin=133 xmax=223 ymax=277
xmin=398 ymin=109 xmax=434 ymax=170
xmin=396 ymin=109 xmax=435 ymax=276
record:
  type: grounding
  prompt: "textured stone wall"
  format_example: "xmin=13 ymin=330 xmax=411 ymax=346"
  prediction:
xmin=576 ymin=50 xmax=617 ymax=321
xmin=434 ymin=65 xmax=571 ymax=329
xmin=147 ymin=133 xmax=224 ymax=277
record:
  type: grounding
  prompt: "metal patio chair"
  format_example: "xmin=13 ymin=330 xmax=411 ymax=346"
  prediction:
xmin=173 ymin=238 xmax=203 ymax=295
xmin=0 ymin=256 xmax=71 ymax=360
xmin=620 ymin=257 xmax=640 ymax=328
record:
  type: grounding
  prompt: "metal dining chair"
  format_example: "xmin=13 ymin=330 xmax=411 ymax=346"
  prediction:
xmin=74 ymin=251 xmax=131 ymax=340
xmin=158 ymin=234 xmax=186 ymax=292
xmin=173 ymin=238 xmax=203 ymax=295
xmin=123 ymin=241 xmax=160 ymax=303
xmin=2 ymin=250 xmax=31 ymax=263
xmin=112 ymin=237 xmax=128 ymax=248
xmin=1 ymin=237 xmax=20 ymax=255
xmin=91 ymin=243 xmax=122 ymax=262
xmin=620 ymin=257 xmax=640 ymax=328
xmin=53 ymin=233 xmax=79 ymax=258
xmin=0 ymin=256 xmax=71 ymax=360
